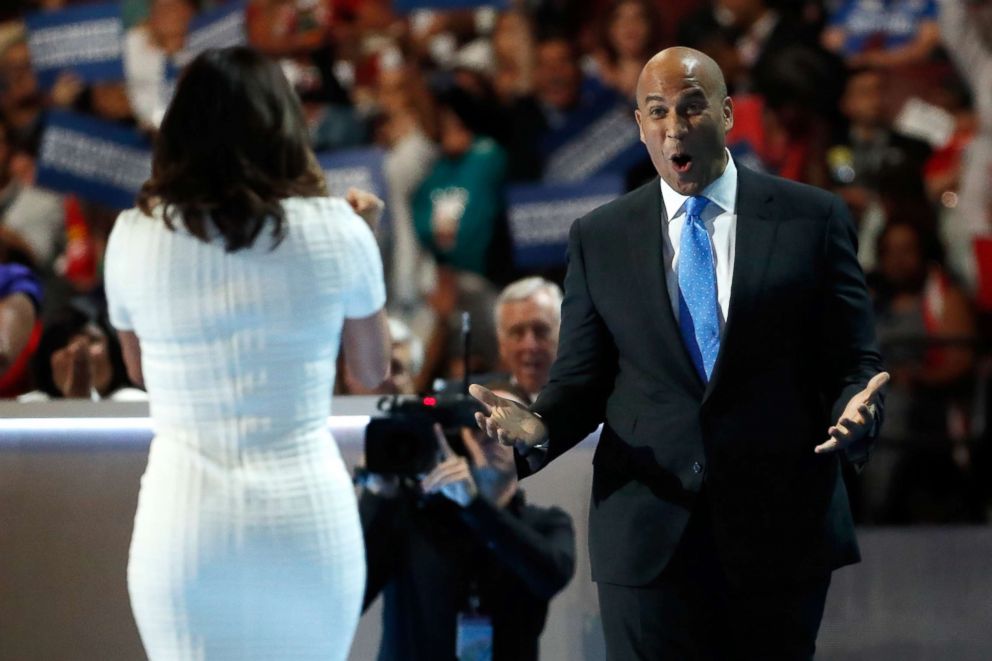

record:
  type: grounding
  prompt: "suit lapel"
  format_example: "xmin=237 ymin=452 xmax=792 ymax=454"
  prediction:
xmin=626 ymin=178 xmax=705 ymax=394
xmin=703 ymin=165 xmax=778 ymax=403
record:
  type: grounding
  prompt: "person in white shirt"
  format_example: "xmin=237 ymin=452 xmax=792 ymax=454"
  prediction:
xmin=124 ymin=0 xmax=195 ymax=129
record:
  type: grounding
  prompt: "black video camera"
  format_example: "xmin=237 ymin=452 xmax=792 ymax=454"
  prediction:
xmin=363 ymin=394 xmax=484 ymax=477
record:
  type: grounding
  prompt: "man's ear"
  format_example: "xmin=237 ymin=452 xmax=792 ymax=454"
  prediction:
xmin=722 ymin=96 xmax=734 ymax=133
xmin=634 ymin=108 xmax=645 ymax=144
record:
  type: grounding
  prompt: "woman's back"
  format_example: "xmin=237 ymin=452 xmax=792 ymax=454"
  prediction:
xmin=107 ymin=196 xmax=382 ymax=451
xmin=106 ymin=44 xmax=387 ymax=661
xmin=106 ymin=195 xmax=384 ymax=660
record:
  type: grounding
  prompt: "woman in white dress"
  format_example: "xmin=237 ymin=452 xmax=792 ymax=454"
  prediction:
xmin=104 ymin=47 xmax=390 ymax=660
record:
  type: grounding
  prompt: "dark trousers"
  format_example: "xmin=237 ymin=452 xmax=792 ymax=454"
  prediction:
xmin=597 ymin=497 xmax=831 ymax=661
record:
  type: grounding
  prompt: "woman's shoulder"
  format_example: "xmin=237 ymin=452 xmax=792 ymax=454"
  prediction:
xmin=108 ymin=206 xmax=190 ymax=256
xmin=283 ymin=195 xmax=370 ymax=235
xmin=283 ymin=194 xmax=343 ymax=214
xmin=109 ymin=206 xmax=146 ymax=237
xmin=111 ymin=206 xmax=167 ymax=236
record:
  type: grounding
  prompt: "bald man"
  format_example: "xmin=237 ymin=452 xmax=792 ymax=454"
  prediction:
xmin=472 ymin=48 xmax=888 ymax=659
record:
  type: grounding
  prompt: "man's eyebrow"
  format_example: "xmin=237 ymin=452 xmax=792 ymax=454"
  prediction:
xmin=644 ymin=87 xmax=706 ymax=105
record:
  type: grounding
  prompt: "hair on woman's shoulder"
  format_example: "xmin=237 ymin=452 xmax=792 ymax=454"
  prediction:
xmin=137 ymin=46 xmax=328 ymax=252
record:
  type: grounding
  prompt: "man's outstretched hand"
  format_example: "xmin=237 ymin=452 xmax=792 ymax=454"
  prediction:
xmin=815 ymin=372 xmax=890 ymax=454
xmin=469 ymin=384 xmax=548 ymax=453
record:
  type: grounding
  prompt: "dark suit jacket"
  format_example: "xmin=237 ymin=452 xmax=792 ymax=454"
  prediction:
xmin=523 ymin=165 xmax=884 ymax=588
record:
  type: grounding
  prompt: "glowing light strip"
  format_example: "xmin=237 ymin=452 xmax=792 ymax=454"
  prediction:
xmin=0 ymin=417 xmax=152 ymax=432
xmin=0 ymin=416 xmax=372 ymax=452
xmin=0 ymin=415 xmax=371 ymax=432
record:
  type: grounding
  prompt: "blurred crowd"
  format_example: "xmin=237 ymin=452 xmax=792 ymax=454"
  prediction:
xmin=2 ymin=0 xmax=992 ymax=524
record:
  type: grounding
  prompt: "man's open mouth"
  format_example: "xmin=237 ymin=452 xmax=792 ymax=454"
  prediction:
xmin=671 ymin=153 xmax=693 ymax=173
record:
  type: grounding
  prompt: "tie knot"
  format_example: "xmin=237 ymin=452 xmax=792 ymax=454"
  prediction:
xmin=684 ymin=196 xmax=709 ymax=221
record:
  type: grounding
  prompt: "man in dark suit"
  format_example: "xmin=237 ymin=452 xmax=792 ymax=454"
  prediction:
xmin=471 ymin=47 xmax=888 ymax=660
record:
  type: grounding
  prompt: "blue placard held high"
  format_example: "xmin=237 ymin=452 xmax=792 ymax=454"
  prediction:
xmin=175 ymin=1 xmax=248 ymax=69
xmin=392 ymin=0 xmax=508 ymax=12
xmin=507 ymin=175 xmax=623 ymax=270
xmin=540 ymin=79 xmax=643 ymax=184
xmin=318 ymin=147 xmax=390 ymax=229
xmin=26 ymin=3 xmax=125 ymax=89
xmin=37 ymin=110 xmax=152 ymax=209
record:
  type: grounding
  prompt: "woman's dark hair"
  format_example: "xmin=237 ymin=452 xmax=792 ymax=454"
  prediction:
xmin=435 ymin=85 xmax=493 ymax=138
xmin=31 ymin=303 xmax=130 ymax=399
xmin=137 ymin=47 xmax=327 ymax=252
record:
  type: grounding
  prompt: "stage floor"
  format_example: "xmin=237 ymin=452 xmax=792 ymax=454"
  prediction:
xmin=2 ymin=400 xmax=990 ymax=660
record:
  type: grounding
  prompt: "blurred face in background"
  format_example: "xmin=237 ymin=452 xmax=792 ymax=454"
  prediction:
xmin=50 ymin=323 xmax=113 ymax=397
xmin=0 ymin=42 xmax=40 ymax=112
xmin=878 ymin=225 xmax=926 ymax=292
xmin=377 ymin=67 xmax=408 ymax=117
xmin=388 ymin=342 xmax=417 ymax=395
xmin=90 ymin=82 xmax=134 ymax=122
xmin=439 ymin=107 xmax=472 ymax=157
xmin=841 ymin=70 xmax=885 ymax=129
xmin=492 ymin=11 xmax=534 ymax=101
xmin=374 ymin=65 xmax=435 ymax=145
xmin=8 ymin=150 xmax=35 ymax=186
xmin=717 ymin=0 xmax=766 ymax=28
xmin=497 ymin=291 xmax=559 ymax=395
xmin=492 ymin=11 xmax=534 ymax=64
xmin=343 ymin=339 xmax=417 ymax=395
xmin=609 ymin=1 xmax=651 ymax=59
xmin=534 ymin=40 xmax=581 ymax=111
xmin=149 ymin=0 xmax=195 ymax=54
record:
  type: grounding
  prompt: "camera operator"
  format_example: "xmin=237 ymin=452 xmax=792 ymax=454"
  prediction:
xmin=359 ymin=421 xmax=575 ymax=661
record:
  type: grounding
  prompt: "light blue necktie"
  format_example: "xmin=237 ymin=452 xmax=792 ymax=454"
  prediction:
xmin=677 ymin=196 xmax=720 ymax=382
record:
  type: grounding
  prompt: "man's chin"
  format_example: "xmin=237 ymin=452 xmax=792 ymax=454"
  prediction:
xmin=662 ymin=175 xmax=701 ymax=196
xmin=516 ymin=372 xmax=547 ymax=392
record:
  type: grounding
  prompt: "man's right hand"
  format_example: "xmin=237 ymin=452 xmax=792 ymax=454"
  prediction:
xmin=469 ymin=384 xmax=548 ymax=453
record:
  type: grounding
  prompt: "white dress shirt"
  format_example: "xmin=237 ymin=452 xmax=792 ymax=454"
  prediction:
xmin=659 ymin=150 xmax=738 ymax=332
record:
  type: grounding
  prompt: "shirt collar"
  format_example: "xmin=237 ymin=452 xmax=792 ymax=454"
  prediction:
xmin=659 ymin=149 xmax=738 ymax=221
xmin=508 ymin=375 xmax=539 ymax=405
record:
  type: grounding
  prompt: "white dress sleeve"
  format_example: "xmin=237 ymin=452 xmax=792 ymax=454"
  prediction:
xmin=104 ymin=210 xmax=135 ymax=331
xmin=341 ymin=208 xmax=387 ymax=319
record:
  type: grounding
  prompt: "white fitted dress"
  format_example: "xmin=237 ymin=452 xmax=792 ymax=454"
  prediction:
xmin=105 ymin=197 xmax=385 ymax=660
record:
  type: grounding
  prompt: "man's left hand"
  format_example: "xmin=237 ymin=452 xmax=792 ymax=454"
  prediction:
xmin=815 ymin=372 xmax=890 ymax=454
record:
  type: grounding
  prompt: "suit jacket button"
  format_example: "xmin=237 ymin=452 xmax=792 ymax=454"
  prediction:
xmin=692 ymin=462 xmax=703 ymax=474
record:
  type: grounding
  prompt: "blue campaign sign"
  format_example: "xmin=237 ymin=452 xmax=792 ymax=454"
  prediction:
xmin=541 ymin=80 xmax=643 ymax=184
xmin=318 ymin=147 xmax=390 ymax=228
xmin=176 ymin=0 xmax=247 ymax=68
xmin=393 ymin=0 xmax=508 ymax=12
xmin=727 ymin=139 xmax=767 ymax=175
xmin=507 ymin=175 xmax=624 ymax=270
xmin=37 ymin=110 xmax=152 ymax=209
xmin=26 ymin=3 xmax=125 ymax=89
